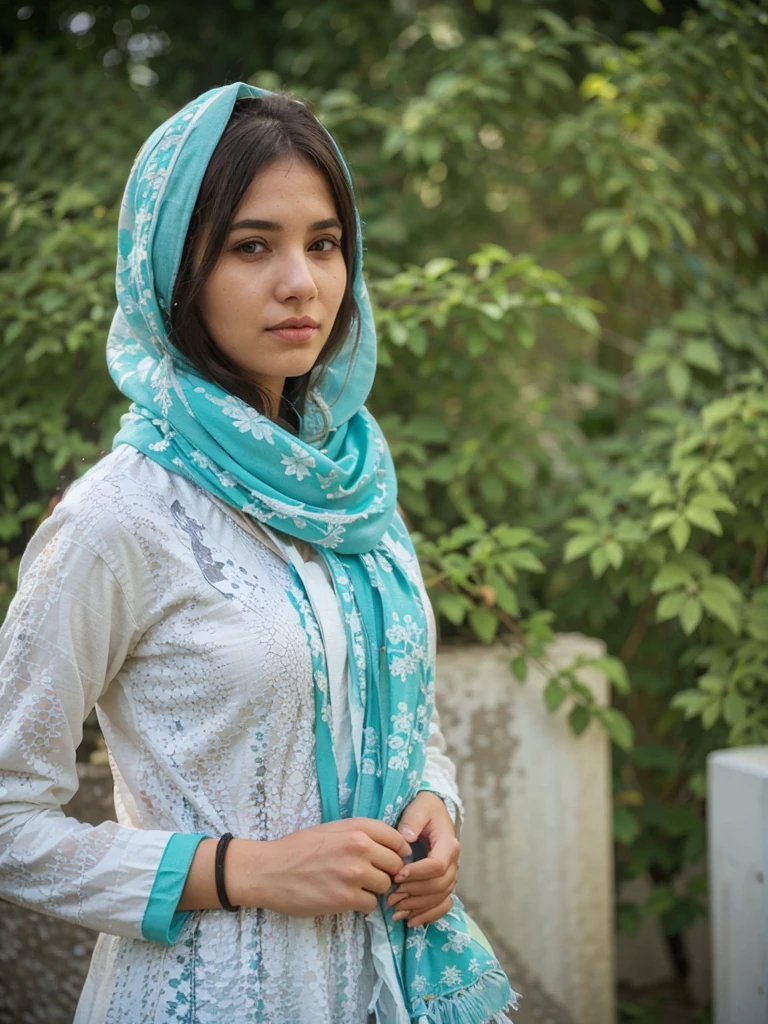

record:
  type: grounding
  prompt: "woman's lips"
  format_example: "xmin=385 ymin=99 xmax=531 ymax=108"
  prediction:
xmin=268 ymin=326 xmax=319 ymax=343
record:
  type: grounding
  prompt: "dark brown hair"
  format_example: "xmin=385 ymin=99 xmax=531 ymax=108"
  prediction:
xmin=168 ymin=93 xmax=359 ymax=433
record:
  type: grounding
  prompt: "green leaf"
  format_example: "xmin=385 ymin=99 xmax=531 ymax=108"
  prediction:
xmin=723 ymin=691 xmax=747 ymax=727
xmin=645 ymin=886 xmax=677 ymax=916
xmin=703 ymin=574 xmax=743 ymax=605
xmin=564 ymin=303 xmax=601 ymax=337
xmin=569 ymin=705 xmax=592 ymax=736
xmin=651 ymin=563 xmax=692 ymax=593
xmin=564 ymin=533 xmax=600 ymax=562
xmin=669 ymin=517 xmax=691 ymax=553
xmin=665 ymin=209 xmax=696 ymax=247
xmin=507 ymin=548 xmax=546 ymax=573
xmin=672 ymin=308 xmax=710 ymax=333
xmin=689 ymin=491 xmax=737 ymax=515
xmin=684 ymin=504 xmax=722 ymax=536
xmin=699 ymin=675 xmax=725 ymax=695
xmin=702 ymin=697 xmax=722 ymax=730
xmin=626 ymin=224 xmax=650 ymax=261
xmin=589 ymin=545 xmax=611 ymax=578
xmin=604 ymin=540 xmax=624 ymax=570
xmin=560 ymin=174 xmax=584 ymax=199
xmin=600 ymin=707 xmax=634 ymax=750
xmin=650 ymin=509 xmax=677 ymax=533
xmin=671 ymin=689 xmax=712 ymax=717
xmin=423 ymin=257 xmax=457 ymax=280
xmin=513 ymin=314 xmax=535 ymax=349
xmin=614 ymin=808 xmax=640 ymax=845
xmin=511 ymin=654 xmax=528 ymax=682
xmin=702 ymin=396 xmax=739 ymax=428
xmin=479 ymin=473 xmax=505 ymax=505
xmin=699 ymin=587 xmax=740 ymax=634
xmin=584 ymin=208 xmax=620 ymax=232
xmin=713 ymin=312 xmax=748 ymax=349
xmin=666 ymin=361 xmax=691 ymax=400
xmin=682 ymin=339 xmax=722 ymax=374
xmin=388 ymin=320 xmax=409 ymax=346
xmin=469 ymin=606 xmax=499 ymax=645
xmin=590 ymin=656 xmax=630 ymax=694
xmin=544 ymin=678 xmax=567 ymax=712
xmin=602 ymin=225 xmax=624 ymax=255
xmin=679 ymin=598 xmax=703 ymax=635
xmin=439 ymin=593 xmax=468 ymax=625
xmin=656 ymin=590 xmax=686 ymax=622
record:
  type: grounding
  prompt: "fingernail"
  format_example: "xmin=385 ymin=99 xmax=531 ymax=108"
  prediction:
xmin=392 ymin=911 xmax=408 ymax=921
xmin=400 ymin=826 xmax=417 ymax=841
xmin=395 ymin=871 xmax=408 ymax=883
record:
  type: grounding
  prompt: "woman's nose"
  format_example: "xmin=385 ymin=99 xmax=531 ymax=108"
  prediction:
xmin=274 ymin=251 xmax=318 ymax=304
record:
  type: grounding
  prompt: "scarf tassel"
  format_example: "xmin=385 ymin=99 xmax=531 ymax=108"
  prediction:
xmin=413 ymin=968 xmax=522 ymax=1024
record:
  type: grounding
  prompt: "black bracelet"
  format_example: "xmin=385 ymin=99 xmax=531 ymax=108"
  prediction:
xmin=215 ymin=832 xmax=240 ymax=912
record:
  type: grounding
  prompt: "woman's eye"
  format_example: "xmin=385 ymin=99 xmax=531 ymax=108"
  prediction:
xmin=311 ymin=238 xmax=341 ymax=253
xmin=236 ymin=240 xmax=265 ymax=255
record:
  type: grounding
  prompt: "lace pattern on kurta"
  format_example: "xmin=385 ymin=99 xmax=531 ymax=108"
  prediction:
xmin=0 ymin=445 xmax=464 ymax=1024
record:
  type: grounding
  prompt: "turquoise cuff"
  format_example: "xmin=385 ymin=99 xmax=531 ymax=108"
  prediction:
xmin=142 ymin=832 xmax=209 ymax=944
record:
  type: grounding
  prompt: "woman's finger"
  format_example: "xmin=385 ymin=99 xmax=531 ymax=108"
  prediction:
xmin=394 ymin=831 xmax=459 ymax=884
xmin=406 ymin=896 xmax=454 ymax=928
xmin=385 ymin=870 xmax=456 ymax=907
xmin=391 ymin=887 xmax=455 ymax=919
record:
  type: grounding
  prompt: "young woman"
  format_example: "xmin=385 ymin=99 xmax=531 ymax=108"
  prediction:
xmin=0 ymin=83 xmax=520 ymax=1023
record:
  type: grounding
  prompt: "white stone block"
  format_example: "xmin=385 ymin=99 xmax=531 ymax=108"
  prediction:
xmin=709 ymin=747 xmax=768 ymax=1024
xmin=435 ymin=634 xmax=615 ymax=1024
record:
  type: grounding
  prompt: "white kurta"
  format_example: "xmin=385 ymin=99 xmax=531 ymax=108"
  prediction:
xmin=0 ymin=445 xmax=462 ymax=1024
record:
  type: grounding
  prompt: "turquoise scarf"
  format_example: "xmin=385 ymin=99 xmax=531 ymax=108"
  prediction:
xmin=108 ymin=81 xmax=519 ymax=1023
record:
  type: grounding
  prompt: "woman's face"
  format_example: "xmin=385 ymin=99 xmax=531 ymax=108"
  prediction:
xmin=198 ymin=156 xmax=347 ymax=411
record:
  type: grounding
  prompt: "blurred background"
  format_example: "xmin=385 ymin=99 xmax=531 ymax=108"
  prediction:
xmin=2 ymin=1 xmax=767 ymax=1022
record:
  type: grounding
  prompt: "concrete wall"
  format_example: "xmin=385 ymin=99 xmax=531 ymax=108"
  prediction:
xmin=435 ymin=634 xmax=615 ymax=1024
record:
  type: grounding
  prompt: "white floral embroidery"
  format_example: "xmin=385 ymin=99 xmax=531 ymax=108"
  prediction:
xmin=319 ymin=524 xmax=346 ymax=549
xmin=361 ymin=726 xmax=380 ymax=776
xmin=405 ymin=929 xmax=431 ymax=961
xmin=281 ymin=443 xmax=316 ymax=481
xmin=440 ymin=965 xmax=463 ymax=987
xmin=441 ymin=931 xmax=472 ymax=954
xmin=386 ymin=612 xmax=428 ymax=683
xmin=201 ymin=392 xmax=276 ymax=443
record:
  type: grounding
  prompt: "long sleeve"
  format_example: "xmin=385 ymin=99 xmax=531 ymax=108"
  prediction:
xmin=0 ymin=505 xmax=204 ymax=943
xmin=419 ymin=705 xmax=464 ymax=834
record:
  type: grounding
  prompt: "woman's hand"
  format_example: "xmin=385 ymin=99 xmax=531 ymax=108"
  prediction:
xmin=228 ymin=817 xmax=412 ymax=918
xmin=386 ymin=791 xmax=460 ymax=928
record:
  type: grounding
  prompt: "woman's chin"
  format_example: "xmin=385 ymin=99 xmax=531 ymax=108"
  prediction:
xmin=247 ymin=353 xmax=321 ymax=383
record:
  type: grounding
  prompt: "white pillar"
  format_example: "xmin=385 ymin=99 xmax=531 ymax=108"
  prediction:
xmin=709 ymin=747 xmax=768 ymax=1024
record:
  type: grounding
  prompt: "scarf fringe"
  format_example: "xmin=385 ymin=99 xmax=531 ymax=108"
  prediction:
xmin=414 ymin=968 xmax=522 ymax=1024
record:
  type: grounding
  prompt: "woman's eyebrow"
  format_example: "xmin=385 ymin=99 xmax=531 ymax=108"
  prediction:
xmin=228 ymin=217 xmax=343 ymax=232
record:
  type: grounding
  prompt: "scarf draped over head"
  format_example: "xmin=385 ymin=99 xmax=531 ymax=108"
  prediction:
xmin=108 ymin=81 xmax=519 ymax=1023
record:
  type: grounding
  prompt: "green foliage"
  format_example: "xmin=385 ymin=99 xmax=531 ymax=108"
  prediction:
xmin=3 ymin=0 xmax=768 ymax=981
xmin=0 ymin=49 xmax=164 ymax=613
